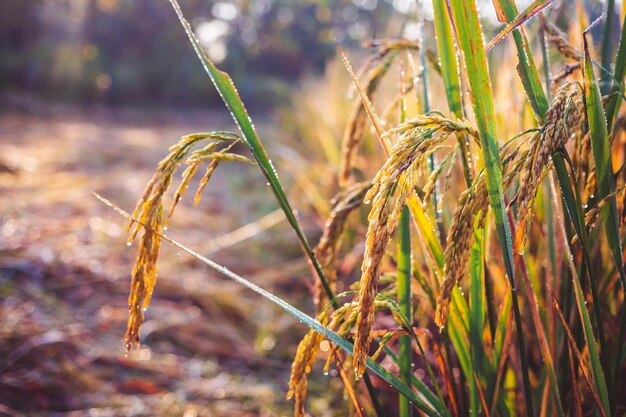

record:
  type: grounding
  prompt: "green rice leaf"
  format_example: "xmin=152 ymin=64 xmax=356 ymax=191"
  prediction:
xmin=448 ymin=1 xmax=534 ymax=414
xmin=100 ymin=193 xmax=447 ymax=417
xmin=486 ymin=0 xmax=554 ymax=51
xmin=469 ymin=221 xmax=485 ymax=416
xmin=583 ymin=32 xmax=625 ymax=288
xmin=168 ymin=0 xmax=337 ymax=307
xmin=432 ymin=0 xmax=472 ymax=185
xmin=570 ymin=258 xmax=611 ymax=414
xmin=606 ymin=14 xmax=626 ymax=132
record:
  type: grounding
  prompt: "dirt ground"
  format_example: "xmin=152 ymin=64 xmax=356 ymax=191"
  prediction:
xmin=0 ymin=105 xmax=331 ymax=417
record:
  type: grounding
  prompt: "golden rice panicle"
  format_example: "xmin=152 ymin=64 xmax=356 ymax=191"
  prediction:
xmin=194 ymin=160 xmax=220 ymax=206
xmin=313 ymin=182 xmax=370 ymax=307
xmin=435 ymin=176 xmax=487 ymax=328
xmin=515 ymin=82 xmax=582 ymax=239
xmin=125 ymin=205 xmax=163 ymax=350
xmin=353 ymin=131 xmax=446 ymax=378
xmin=124 ymin=136 xmax=201 ymax=350
xmin=287 ymin=328 xmax=324 ymax=417
xmin=435 ymin=148 xmax=526 ymax=328
xmin=339 ymin=54 xmax=394 ymax=186
xmin=128 ymin=134 xmax=205 ymax=241
xmin=287 ymin=309 xmax=345 ymax=417
xmin=541 ymin=17 xmax=582 ymax=61
xmin=125 ymin=131 xmax=244 ymax=350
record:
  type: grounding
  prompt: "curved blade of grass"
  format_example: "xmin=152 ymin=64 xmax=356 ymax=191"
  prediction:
xmin=469 ymin=221 xmax=485 ymax=417
xmin=169 ymin=5 xmax=387 ymax=412
xmin=397 ymin=71 xmax=412 ymax=417
xmin=601 ymin=0 xmax=616 ymax=94
xmin=606 ymin=14 xmax=626 ymax=132
xmin=486 ymin=0 xmax=554 ymax=51
xmin=583 ymin=32 xmax=625 ymax=288
xmin=168 ymin=0 xmax=337 ymax=309
xmin=432 ymin=0 xmax=472 ymax=185
xmin=397 ymin=208 xmax=412 ymax=417
xmin=492 ymin=0 xmax=549 ymax=121
xmin=448 ymin=1 xmax=534 ymax=415
xmin=583 ymin=33 xmax=625 ymax=411
xmin=99 ymin=194 xmax=447 ymax=417
xmin=548 ymin=286 xmax=609 ymax=417
xmin=562 ymin=231 xmax=611 ymax=414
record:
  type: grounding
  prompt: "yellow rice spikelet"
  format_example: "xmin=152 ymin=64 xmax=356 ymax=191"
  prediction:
xmin=313 ymin=182 xmax=370 ymax=308
xmin=435 ymin=149 xmax=527 ymax=328
xmin=515 ymin=82 xmax=583 ymax=247
xmin=353 ymin=129 xmax=447 ymax=377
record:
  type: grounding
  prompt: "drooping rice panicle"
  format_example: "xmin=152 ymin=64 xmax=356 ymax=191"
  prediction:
xmin=287 ymin=314 xmax=328 ymax=417
xmin=422 ymin=149 xmax=456 ymax=206
xmin=385 ymin=114 xmax=479 ymax=140
xmin=339 ymin=52 xmax=395 ymax=186
xmin=125 ymin=131 xmax=248 ymax=350
xmin=313 ymin=182 xmax=371 ymax=308
xmin=435 ymin=148 xmax=527 ymax=328
xmin=584 ymin=186 xmax=626 ymax=229
xmin=125 ymin=204 xmax=162 ymax=350
xmin=288 ymin=295 xmax=399 ymax=417
xmin=541 ymin=17 xmax=583 ymax=61
xmin=353 ymin=115 xmax=474 ymax=377
xmin=515 ymin=82 xmax=583 ymax=245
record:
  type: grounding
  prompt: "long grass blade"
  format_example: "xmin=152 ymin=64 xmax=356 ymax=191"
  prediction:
xmin=98 ymin=193 xmax=448 ymax=417
xmin=583 ymin=32 xmax=625 ymax=287
xmin=397 ymin=207 xmax=412 ymax=417
xmin=606 ymin=15 xmax=626 ymax=131
xmin=601 ymin=0 xmax=617 ymax=93
xmin=448 ymin=1 xmax=534 ymax=415
xmin=432 ymin=0 xmax=472 ymax=185
xmin=397 ymin=69 xmax=412 ymax=417
xmin=565 ymin=240 xmax=611 ymax=415
xmin=491 ymin=0 xmax=549 ymax=121
xmin=583 ymin=32 xmax=624 ymax=412
xmin=486 ymin=0 xmax=554 ymax=51
xmin=469 ymin=221 xmax=485 ymax=416
xmin=168 ymin=0 xmax=337 ymax=308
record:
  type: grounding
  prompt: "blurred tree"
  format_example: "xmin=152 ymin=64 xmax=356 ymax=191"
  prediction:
xmin=0 ymin=0 xmax=399 ymax=108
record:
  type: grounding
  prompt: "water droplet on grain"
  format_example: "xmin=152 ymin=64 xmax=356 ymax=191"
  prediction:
xmin=126 ymin=242 xmax=132 ymax=246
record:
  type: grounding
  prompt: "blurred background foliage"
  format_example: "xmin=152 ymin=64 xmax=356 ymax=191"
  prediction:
xmin=0 ymin=0 xmax=614 ymax=109
xmin=0 ymin=0 xmax=408 ymax=108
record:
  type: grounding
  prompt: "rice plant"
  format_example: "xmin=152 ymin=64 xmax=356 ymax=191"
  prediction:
xmin=109 ymin=0 xmax=626 ymax=415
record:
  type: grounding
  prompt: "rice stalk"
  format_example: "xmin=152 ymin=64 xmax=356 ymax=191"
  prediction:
xmin=124 ymin=131 xmax=248 ymax=350
xmin=353 ymin=117 xmax=473 ymax=377
xmin=288 ymin=296 xmax=415 ymax=417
